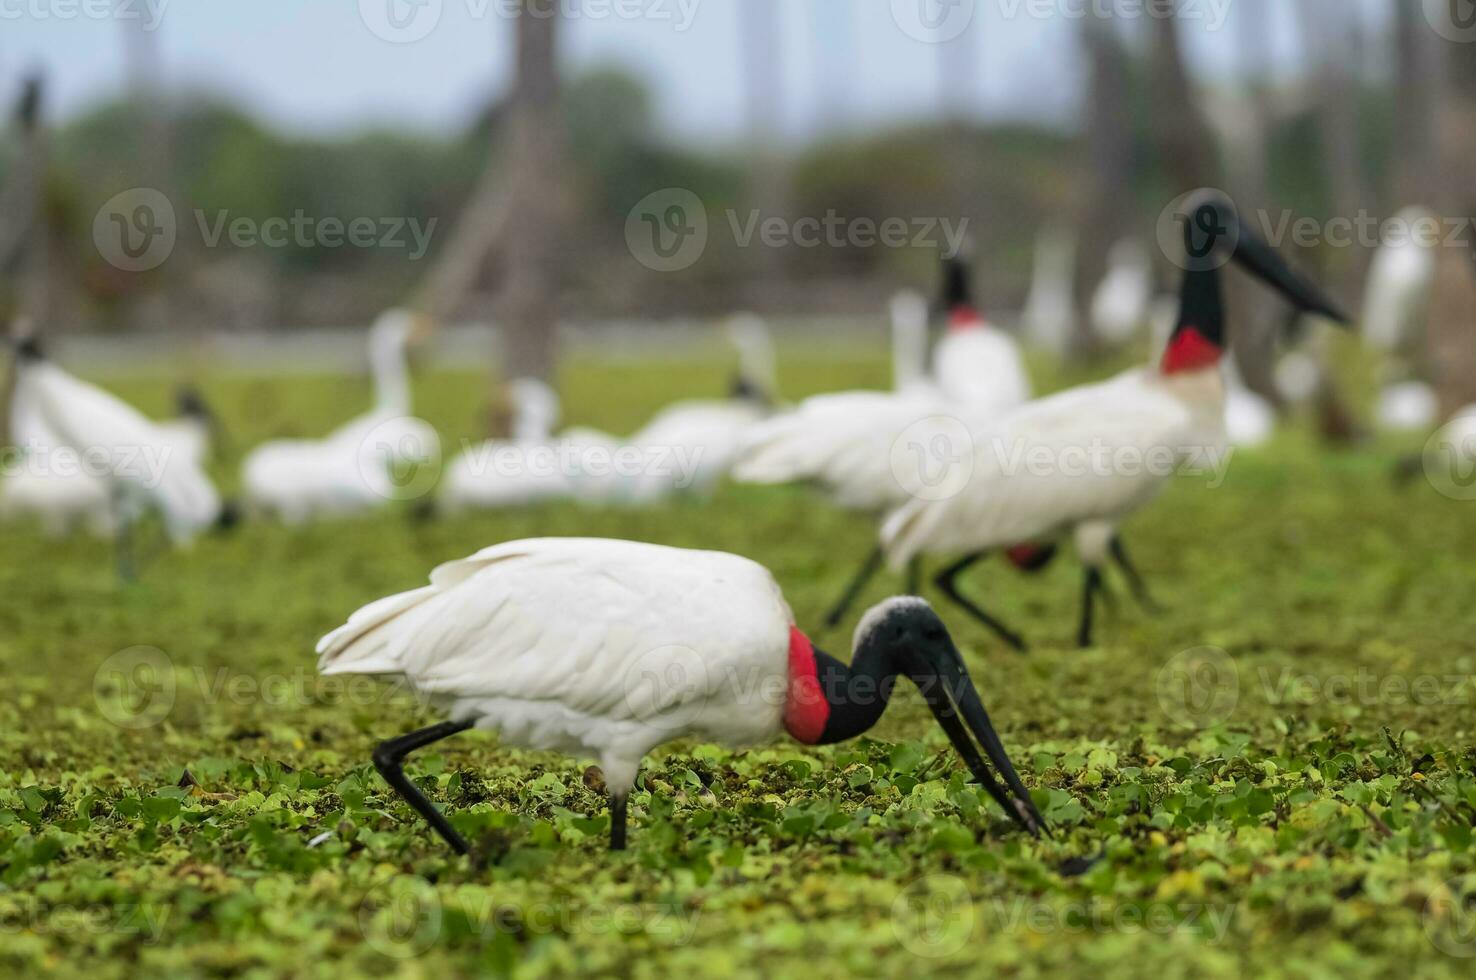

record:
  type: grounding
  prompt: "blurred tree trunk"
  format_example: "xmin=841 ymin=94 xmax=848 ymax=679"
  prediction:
xmin=1428 ymin=2 xmax=1476 ymax=418
xmin=1146 ymin=4 xmax=1220 ymax=193
xmin=1294 ymin=0 xmax=1374 ymax=292
xmin=1391 ymin=0 xmax=1438 ymax=204
xmin=1220 ymin=0 xmax=1283 ymax=406
xmin=497 ymin=2 xmax=566 ymax=383
xmin=1071 ymin=10 xmax=1133 ymax=357
xmin=740 ymin=0 xmax=789 ymax=295
xmin=1 ymin=77 xmax=46 ymax=449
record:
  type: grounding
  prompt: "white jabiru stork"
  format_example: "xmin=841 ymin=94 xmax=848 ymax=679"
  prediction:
xmin=1364 ymin=206 xmax=1440 ymax=432
xmin=1091 ymin=239 xmax=1155 ymax=347
xmin=881 ymin=193 xmax=1349 ymax=649
xmin=736 ymin=258 xmax=1038 ymax=627
xmin=317 ymin=537 xmax=1045 ymax=853
xmin=2 ymin=384 xmax=224 ymax=538
xmin=242 ymin=310 xmax=436 ymax=523
xmin=622 ymin=314 xmax=777 ymax=500
xmin=439 ymin=378 xmax=575 ymax=511
xmin=8 ymin=337 xmax=229 ymax=576
xmin=1021 ymin=226 xmax=1079 ymax=357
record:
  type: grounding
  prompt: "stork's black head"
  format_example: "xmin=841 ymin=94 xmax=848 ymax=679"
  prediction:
xmin=12 ymin=334 xmax=43 ymax=363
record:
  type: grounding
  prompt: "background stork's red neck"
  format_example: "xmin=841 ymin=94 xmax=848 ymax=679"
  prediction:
xmin=948 ymin=306 xmax=985 ymax=333
xmin=1160 ymin=326 xmax=1224 ymax=375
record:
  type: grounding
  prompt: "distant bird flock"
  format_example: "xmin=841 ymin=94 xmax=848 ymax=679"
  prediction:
xmin=9 ymin=187 xmax=1469 ymax=854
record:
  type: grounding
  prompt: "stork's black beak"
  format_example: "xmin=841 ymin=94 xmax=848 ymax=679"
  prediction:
xmin=1185 ymin=191 xmax=1350 ymax=326
xmin=913 ymin=639 xmax=1046 ymax=837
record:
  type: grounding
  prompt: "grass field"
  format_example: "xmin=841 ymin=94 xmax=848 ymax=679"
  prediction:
xmin=2 ymin=348 xmax=1475 ymax=978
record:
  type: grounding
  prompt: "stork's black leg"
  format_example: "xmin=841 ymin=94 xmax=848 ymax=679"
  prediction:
xmin=825 ymin=545 xmax=885 ymax=627
xmin=609 ymin=793 xmax=628 ymax=851
xmin=1078 ymin=567 xmax=1103 ymax=648
xmin=372 ymin=719 xmax=476 ymax=855
xmin=906 ymin=557 xmax=922 ymax=596
xmin=112 ymin=487 xmax=135 ymax=583
xmin=1110 ymin=536 xmax=1163 ymax=613
xmin=934 ymin=552 xmax=1029 ymax=653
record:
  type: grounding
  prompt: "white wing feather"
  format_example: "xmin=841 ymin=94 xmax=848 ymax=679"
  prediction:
xmin=881 ymin=370 xmax=1214 ymax=568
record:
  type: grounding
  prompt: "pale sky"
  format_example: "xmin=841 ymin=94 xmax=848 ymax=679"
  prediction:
xmin=0 ymin=0 xmax=1392 ymax=145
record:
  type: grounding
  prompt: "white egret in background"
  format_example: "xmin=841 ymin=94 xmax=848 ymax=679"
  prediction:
xmin=1364 ymin=206 xmax=1440 ymax=432
xmin=242 ymin=310 xmax=437 ymax=523
xmin=9 ymin=337 xmax=229 ymax=576
xmin=623 ymin=314 xmax=777 ymax=500
xmin=439 ymin=378 xmax=576 ymax=510
xmin=1091 ymin=239 xmax=1155 ymax=347
xmin=1021 ymin=225 xmax=1078 ymax=357
xmin=882 ymin=194 xmax=1349 ymax=649
xmin=736 ymin=257 xmax=1036 ymax=625
xmin=318 ymin=537 xmax=1045 ymax=852
xmin=2 ymin=384 xmax=225 ymax=538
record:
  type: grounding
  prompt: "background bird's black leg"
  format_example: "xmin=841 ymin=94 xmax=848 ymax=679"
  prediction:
xmin=372 ymin=719 xmax=476 ymax=855
xmin=1110 ymin=536 xmax=1163 ymax=613
xmin=609 ymin=793 xmax=628 ymax=851
xmin=934 ymin=552 xmax=1029 ymax=652
xmin=112 ymin=487 xmax=135 ymax=583
xmin=1077 ymin=567 xmax=1102 ymax=648
xmin=824 ymin=544 xmax=885 ymax=627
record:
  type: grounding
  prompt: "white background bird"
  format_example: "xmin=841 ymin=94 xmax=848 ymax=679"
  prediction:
xmin=882 ymin=197 xmax=1348 ymax=649
xmin=737 ymin=259 xmax=1034 ymax=626
xmin=1091 ymin=238 xmax=1155 ymax=347
xmin=317 ymin=536 xmax=1044 ymax=852
xmin=440 ymin=377 xmax=577 ymax=511
xmin=2 ymin=384 xmax=222 ymax=538
xmin=1021 ymin=225 xmax=1079 ymax=357
xmin=242 ymin=310 xmax=436 ymax=523
xmin=9 ymin=338 xmax=225 ymax=573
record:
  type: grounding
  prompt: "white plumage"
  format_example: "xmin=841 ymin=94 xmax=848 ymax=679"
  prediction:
xmin=439 ymin=378 xmax=577 ymax=511
xmin=1021 ymin=226 xmax=1079 ymax=356
xmin=10 ymin=354 xmax=223 ymax=544
xmin=1091 ymin=239 xmax=1154 ymax=346
xmin=318 ymin=538 xmax=793 ymax=794
xmin=243 ymin=310 xmax=436 ymax=523
xmin=1362 ymin=207 xmax=1437 ymax=353
xmin=882 ymin=367 xmax=1225 ymax=570
xmin=1377 ymin=380 xmax=1440 ymax=433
